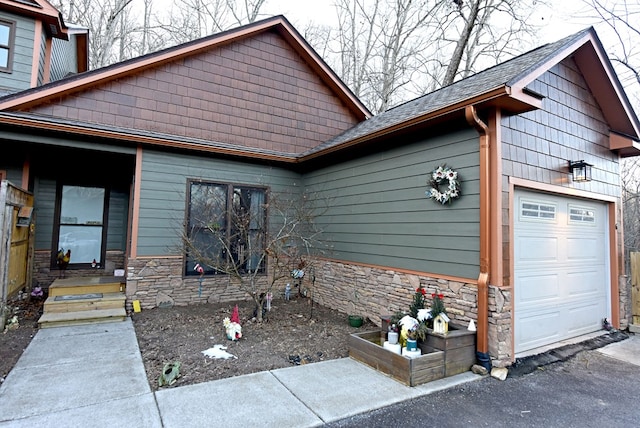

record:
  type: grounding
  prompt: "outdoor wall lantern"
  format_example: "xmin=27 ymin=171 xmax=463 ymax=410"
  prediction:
xmin=568 ymin=160 xmax=592 ymax=182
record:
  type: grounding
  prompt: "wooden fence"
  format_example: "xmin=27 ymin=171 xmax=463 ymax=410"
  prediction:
xmin=0 ymin=180 xmax=34 ymax=328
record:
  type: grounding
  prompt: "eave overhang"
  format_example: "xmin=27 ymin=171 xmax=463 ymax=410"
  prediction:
xmin=0 ymin=112 xmax=299 ymax=164
xmin=0 ymin=0 xmax=68 ymax=40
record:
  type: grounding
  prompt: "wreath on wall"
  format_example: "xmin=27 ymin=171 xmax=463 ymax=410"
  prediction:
xmin=426 ymin=165 xmax=461 ymax=205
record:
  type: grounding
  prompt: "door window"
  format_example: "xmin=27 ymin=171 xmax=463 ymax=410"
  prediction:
xmin=57 ymin=185 xmax=106 ymax=265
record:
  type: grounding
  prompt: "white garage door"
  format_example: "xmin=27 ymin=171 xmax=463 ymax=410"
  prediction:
xmin=514 ymin=189 xmax=609 ymax=354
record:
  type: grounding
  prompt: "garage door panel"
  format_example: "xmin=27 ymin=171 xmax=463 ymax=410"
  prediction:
xmin=566 ymin=302 xmax=606 ymax=335
xmin=516 ymin=310 xmax=562 ymax=351
xmin=566 ymin=270 xmax=605 ymax=298
xmin=516 ymin=273 xmax=559 ymax=306
xmin=516 ymin=235 xmax=558 ymax=262
xmin=566 ymin=237 xmax=603 ymax=261
xmin=515 ymin=189 xmax=608 ymax=354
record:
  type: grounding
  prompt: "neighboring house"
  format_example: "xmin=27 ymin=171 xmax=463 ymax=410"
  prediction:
xmin=0 ymin=3 xmax=638 ymax=366
xmin=0 ymin=0 xmax=88 ymax=97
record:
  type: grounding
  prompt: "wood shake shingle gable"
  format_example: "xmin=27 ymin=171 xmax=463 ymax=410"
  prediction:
xmin=0 ymin=16 xmax=370 ymax=157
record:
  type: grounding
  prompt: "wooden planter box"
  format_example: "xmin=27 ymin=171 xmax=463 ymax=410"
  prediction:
xmin=348 ymin=330 xmax=445 ymax=387
xmin=418 ymin=324 xmax=476 ymax=377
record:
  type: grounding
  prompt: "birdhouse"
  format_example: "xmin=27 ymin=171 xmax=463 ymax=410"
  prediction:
xmin=433 ymin=313 xmax=450 ymax=335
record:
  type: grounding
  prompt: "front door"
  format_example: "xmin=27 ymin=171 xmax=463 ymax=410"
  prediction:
xmin=55 ymin=185 xmax=109 ymax=267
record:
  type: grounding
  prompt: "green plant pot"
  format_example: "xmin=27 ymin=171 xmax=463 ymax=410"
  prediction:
xmin=348 ymin=315 xmax=364 ymax=328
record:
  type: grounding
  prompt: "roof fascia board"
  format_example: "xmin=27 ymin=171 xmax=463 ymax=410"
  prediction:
xmin=509 ymin=31 xmax=593 ymax=89
xmin=0 ymin=114 xmax=299 ymax=163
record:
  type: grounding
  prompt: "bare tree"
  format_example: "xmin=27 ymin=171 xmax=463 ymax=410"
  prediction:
xmin=581 ymin=0 xmax=640 ymax=108
xmin=52 ymin=0 xmax=140 ymax=68
xmin=325 ymin=0 xmax=541 ymax=113
xmin=331 ymin=0 xmax=447 ymax=113
xmin=440 ymin=0 xmax=539 ymax=86
xmin=158 ymin=0 xmax=269 ymax=45
xmin=181 ymin=188 xmax=328 ymax=322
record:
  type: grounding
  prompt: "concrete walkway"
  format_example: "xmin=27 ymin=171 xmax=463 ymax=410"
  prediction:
xmin=0 ymin=319 xmax=480 ymax=427
xmin=0 ymin=320 xmax=637 ymax=427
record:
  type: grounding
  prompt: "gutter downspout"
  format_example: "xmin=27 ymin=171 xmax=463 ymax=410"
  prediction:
xmin=465 ymin=105 xmax=490 ymax=361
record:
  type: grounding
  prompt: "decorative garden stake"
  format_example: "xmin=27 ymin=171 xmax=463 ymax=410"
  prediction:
xmin=194 ymin=263 xmax=204 ymax=296
xmin=266 ymin=292 xmax=272 ymax=311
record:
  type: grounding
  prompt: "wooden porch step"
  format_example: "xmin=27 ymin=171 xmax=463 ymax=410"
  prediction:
xmin=43 ymin=292 xmax=126 ymax=313
xmin=38 ymin=308 xmax=127 ymax=328
xmin=49 ymin=276 xmax=125 ymax=297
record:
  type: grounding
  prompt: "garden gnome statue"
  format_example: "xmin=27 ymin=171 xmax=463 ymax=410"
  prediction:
xmin=223 ymin=304 xmax=242 ymax=341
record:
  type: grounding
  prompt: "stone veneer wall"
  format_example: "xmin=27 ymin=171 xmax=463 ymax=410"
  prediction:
xmin=32 ymin=249 xmax=126 ymax=290
xmin=125 ymin=257 xmax=256 ymax=311
xmin=309 ymin=259 xmax=514 ymax=366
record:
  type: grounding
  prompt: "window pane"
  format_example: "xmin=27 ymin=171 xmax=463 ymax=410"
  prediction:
xmin=186 ymin=183 xmax=227 ymax=275
xmin=231 ymin=187 xmax=266 ymax=272
xmin=59 ymin=225 xmax=102 ymax=263
xmin=186 ymin=182 xmax=266 ymax=275
xmin=189 ymin=183 xmax=226 ymax=229
xmin=61 ymin=186 xmax=105 ymax=224
xmin=0 ymin=48 xmax=8 ymax=68
xmin=0 ymin=24 xmax=9 ymax=45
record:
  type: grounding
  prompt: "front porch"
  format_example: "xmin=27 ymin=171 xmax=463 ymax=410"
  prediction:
xmin=37 ymin=276 xmax=127 ymax=328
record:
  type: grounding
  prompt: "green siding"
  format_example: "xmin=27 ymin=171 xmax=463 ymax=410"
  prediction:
xmin=302 ymin=128 xmax=481 ymax=279
xmin=136 ymin=149 xmax=302 ymax=256
xmin=33 ymin=177 xmax=56 ymax=249
xmin=107 ymin=189 xmax=128 ymax=250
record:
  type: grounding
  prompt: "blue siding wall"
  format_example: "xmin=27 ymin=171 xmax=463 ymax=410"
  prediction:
xmin=0 ymin=11 xmax=34 ymax=94
xmin=50 ymin=34 xmax=78 ymax=82
xmin=36 ymin=29 xmax=45 ymax=86
xmin=303 ymin=128 xmax=481 ymax=279
xmin=136 ymin=149 xmax=302 ymax=256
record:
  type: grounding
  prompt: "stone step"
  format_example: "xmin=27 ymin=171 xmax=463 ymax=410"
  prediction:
xmin=48 ymin=276 xmax=125 ymax=297
xmin=43 ymin=292 xmax=126 ymax=313
xmin=38 ymin=308 xmax=127 ymax=328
